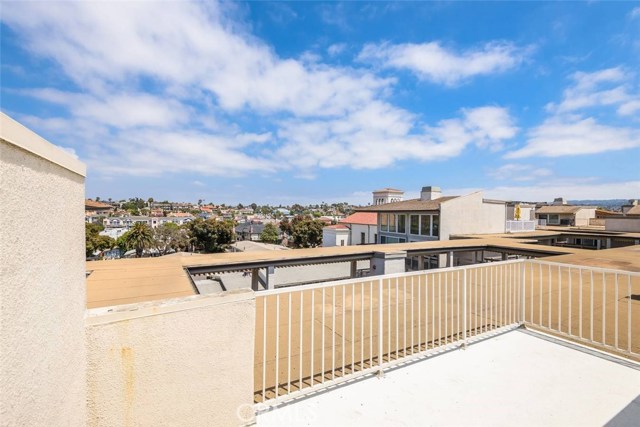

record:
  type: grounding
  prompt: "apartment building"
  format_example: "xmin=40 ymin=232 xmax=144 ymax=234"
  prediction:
xmin=358 ymin=186 xmax=506 ymax=243
xmin=535 ymin=198 xmax=596 ymax=227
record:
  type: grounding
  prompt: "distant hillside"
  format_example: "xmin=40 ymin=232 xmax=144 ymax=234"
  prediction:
xmin=568 ymin=199 xmax=631 ymax=209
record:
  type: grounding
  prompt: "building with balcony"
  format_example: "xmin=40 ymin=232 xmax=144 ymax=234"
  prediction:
xmin=358 ymin=186 xmax=507 ymax=244
xmin=2 ymin=113 xmax=639 ymax=427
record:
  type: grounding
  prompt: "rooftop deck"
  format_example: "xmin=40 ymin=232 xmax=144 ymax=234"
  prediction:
xmin=87 ymin=237 xmax=598 ymax=308
xmin=257 ymin=329 xmax=640 ymax=426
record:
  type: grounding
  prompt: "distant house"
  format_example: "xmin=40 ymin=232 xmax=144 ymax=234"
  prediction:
xmin=102 ymin=215 xmax=194 ymax=230
xmin=235 ymin=222 xmax=266 ymax=241
xmin=85 ymin=199 xmax=114 ymax=215
xmin=535 ymin=203 xmax=596 ymax=227
xmin=322 ymin=224 xmax=350 ymax=247
xmin=358 ymin=186 xmax=506 ymax=243
xmin=341 ymin=212 xmax=378 ymax=245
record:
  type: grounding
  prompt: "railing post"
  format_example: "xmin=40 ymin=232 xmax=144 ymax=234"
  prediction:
xmin=520 ymin=261 xmax=526 ymax=325
xmin=462 ymin=267 xmax=467 ymax=349
xmin=377 ymin=278 xmax=384 ymax=376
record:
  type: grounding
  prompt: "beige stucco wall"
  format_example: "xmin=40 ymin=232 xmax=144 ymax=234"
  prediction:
xmin=86 ymin=290 xmax=256 ymax=427
xmin=440 ymin=192 xmax=506 ymax=240
xmin=0 ymin=114 xmax=87 ymax=426
xmin=605 ymin=217 xmax=640 ymax=232
xmin=575 ymin=208 xmax=596 ymax=227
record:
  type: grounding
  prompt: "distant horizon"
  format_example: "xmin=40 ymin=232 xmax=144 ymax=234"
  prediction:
xmin=87 ymin=194 xmax=637 ymax=209
xmin=3 ymin=1 xmax=639 ymax=204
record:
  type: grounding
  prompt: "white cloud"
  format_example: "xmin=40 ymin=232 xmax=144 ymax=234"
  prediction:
xmin=509 ymin=67 xmax=640 ymax=159
xmin=629 ymin=7 xmax=640 ymax=20
xmin=505 ymin=117 xmax=640 ymax=159
xmin=2 ymin=1 xmax=391 ymax=118
xmin=488 ymin=164 xmax=553 ymax=181
xmin=2 ymin=1 xmax=519 ymax=179
xmin=468 ymin=180 xmax=640 ymax=202
xmin=276 ymin=105 xmax=518 ymax=170
xmin=24 ymin=88 xmax=189 ymax=129
xmin=327 ymin=43 xmax=347 ymax=56
xmin=358 ymin=41 xmax=529 ymax=85
xmin=546 ymin=67 xmax=638 ymax=114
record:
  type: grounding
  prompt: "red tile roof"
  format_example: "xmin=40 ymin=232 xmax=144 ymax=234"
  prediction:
xmin=340 ymin=212 xmax=378 ymax=226
xmin=324 ymin=224 xmax=349 ymax=230
xmin=85 ymin=199 xmax=113 ymax=209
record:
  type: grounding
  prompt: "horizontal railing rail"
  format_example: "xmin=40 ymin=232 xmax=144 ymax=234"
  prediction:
xmin=254 ymin=258 xmax=639 ymax=406
xmin=506 ymin=220 xmax=537 ymax=233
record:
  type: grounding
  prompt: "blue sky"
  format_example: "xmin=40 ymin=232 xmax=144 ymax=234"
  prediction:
xmin=2 ymin=1 xmax=639 ymax=205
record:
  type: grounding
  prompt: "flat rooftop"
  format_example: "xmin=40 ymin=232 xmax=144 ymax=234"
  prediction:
xmin=257 ymin=329 xmax=640 ymax=427
xmin=86 ymin=239 xmax=640 ymax=309
xmin=86 ymin=237 xmax=591 ymax=308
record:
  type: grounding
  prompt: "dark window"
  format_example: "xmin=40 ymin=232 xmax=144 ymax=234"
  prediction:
xmin=410 ymin=215 xmax=419 ymax=235
xmin=360 ymin=232 xmax=365 ymax=244
xmin=432 ymin=215 xmax=439 ymax=237
xmin=420 ymin=215 xmax=430 ymax=236
xmin=397 ymin=214 xmax=406 ymax=233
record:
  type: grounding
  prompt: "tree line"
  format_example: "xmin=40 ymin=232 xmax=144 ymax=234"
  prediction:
xmin=86 ymin=214 xmax=328 ymax=259
xmin=86 ymin=218 xmax=236 ymax=258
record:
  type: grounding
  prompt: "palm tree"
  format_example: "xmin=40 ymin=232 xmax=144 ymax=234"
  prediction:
xmin=124 ymin=223 xmax=154 ymax=257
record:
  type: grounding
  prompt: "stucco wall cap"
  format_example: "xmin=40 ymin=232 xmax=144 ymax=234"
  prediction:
xmin=1 ymin=112 xmax=86 ymax=177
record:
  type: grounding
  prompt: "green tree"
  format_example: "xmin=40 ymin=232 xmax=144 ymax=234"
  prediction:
xmin=85 ymin=222 xmax=114 ymax=258
xmin=291 ymin=217 xmax=324 ymax=248
xmin=153 ymin=223 xmax=188 ymax=255
xmin=187 ymin=218 xmax=235 ymax=253
xmin=279 ymin=217 xmax=292 ymax=235
xmin=260 ymin=223 xmax=280 ymax=244
xmin=122 ymin=222 xmax=154 ymax=257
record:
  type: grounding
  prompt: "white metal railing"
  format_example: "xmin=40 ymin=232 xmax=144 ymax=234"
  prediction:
xmin=254 ymin=259 xmax=639 ymax=405
xmin=506 ymin=220 xmax=536 ymax=233
xmin=522 ymin=260 xmax=639 ymax=360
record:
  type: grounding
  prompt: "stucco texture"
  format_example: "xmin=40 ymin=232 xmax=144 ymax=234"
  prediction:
xmin=0 ymin=140 xmax=86 ymax=426
xmin=86 ymin=290 xmax=256 ymax=427
xmin=440 ymin=192 xmax=506 ymax=240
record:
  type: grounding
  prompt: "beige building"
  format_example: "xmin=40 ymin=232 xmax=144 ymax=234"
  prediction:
xmin=536 ymin=205 xmax=596 ymax=227
xmin=358 ymin=186 xmax=507 ymax=243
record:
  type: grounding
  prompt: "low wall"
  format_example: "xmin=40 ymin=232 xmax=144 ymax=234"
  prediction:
xmin=86 ymin=290 xmax=256 ymax=427
xmin=605 ymin=217 xmax=640 ymax=233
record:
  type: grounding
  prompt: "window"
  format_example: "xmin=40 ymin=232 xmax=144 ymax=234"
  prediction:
xmin=432 ymin=215 xmax=439 ymax=237
xmin=548 ymin=214 xmax=560 ymax=224
xmin=380 ymin=235 xmax=387 ymax=244
xmin=420 ymin=215 xmax=431 ymax=236
xmin=360 ymin=232 xmax=366 ymax=245
xmin=410 ymin=215 xmax=419 ymax=235
xmin=374 ymin=233 xmax=378 ymax=243
xmin=340 ymin=240 xmax=345 ymax=246
xmin=397 ymin=214 xmax=406 ymax=233
xmin=389 ymin=214 xmax=397 ymax=233
xmin=381 ymin=214 xmax=388 ymax=231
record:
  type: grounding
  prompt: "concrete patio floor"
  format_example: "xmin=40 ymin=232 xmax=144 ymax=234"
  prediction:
xmin=257 ymin=329 xmax=640 ymax=427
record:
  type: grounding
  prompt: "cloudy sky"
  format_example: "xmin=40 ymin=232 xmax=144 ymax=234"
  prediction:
xmin=2 ymin=1 xmax=639 ymax=204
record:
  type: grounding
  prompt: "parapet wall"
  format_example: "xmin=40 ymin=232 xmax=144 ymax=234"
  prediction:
xmin=86 ymin=290 xmax=256 ymax=427
xmin=0 ymin=113 xmax=87 ymax=426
